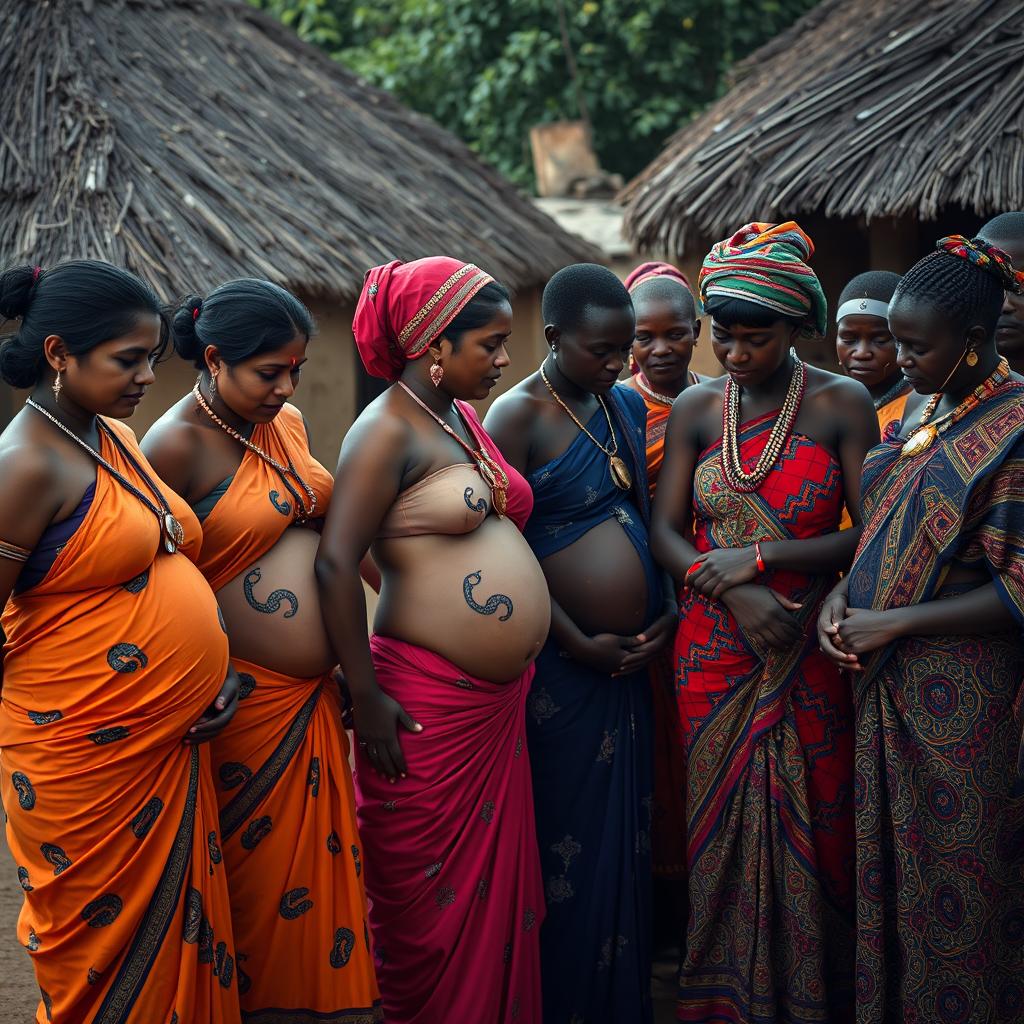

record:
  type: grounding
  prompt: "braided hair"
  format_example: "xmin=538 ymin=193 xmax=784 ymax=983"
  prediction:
xmin=892 ymin=236 xmax=1022 ymax=341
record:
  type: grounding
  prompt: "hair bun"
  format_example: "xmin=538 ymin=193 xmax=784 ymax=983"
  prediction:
xmin=170 ymin=293 xmax=205 ymax=365
xmin=0 ymin=264 xmax=41 ymax=320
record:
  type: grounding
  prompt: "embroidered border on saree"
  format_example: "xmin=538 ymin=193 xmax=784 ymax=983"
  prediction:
xmin=93 ymin=746 xmax=200 ymax=1024
xmin=220 ymin=684 xmax=322 ymax=841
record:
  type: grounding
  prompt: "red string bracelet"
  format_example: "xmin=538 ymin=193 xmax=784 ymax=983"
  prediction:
xmin=754 ymin=541 xmax=766 ymax=573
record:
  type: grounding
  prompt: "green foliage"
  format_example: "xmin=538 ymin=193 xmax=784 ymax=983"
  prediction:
xmin=250 ymin=0 xmax=819 ymax=189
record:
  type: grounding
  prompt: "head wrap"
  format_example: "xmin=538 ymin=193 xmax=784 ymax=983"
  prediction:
xmin=698 ymin=221 xmax=827 ymax=335
xmin=937 ymin=235 xmax=1024 ymax=295
xmin=353 ymin=257 xmax=495 ymax=381
xmin=624 ymin=261 xmax=692 ymax=295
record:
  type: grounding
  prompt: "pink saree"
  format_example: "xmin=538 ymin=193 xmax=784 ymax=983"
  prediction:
xmin=354 ymin=402 xmax=544 ymax=1023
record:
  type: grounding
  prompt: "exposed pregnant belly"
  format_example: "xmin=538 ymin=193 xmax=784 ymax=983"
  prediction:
xmin=216 ymin=527 xmax=335 ymax=678
xmin=542 ymin=516 xmax=649 ymax=636
xmin=373 ymin=517 xmax=552 ymax=683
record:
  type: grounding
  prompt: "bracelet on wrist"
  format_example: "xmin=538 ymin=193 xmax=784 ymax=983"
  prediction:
xmin=754 ymin=541 xmax=767 ymax=574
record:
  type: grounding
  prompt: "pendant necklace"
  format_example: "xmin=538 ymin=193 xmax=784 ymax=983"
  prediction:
xmin=721 ymin=356 xmax=806 ymax=493
xmin=398 ymin=382 xmax=509 ymax=517
xmin=26 ymin=399 xmax=184 ymax=554
xmin=634 ymin=370 xmax=700 ymax=407
xmin=540 ymin=363 xmax=632 ymax=490
xmin=192 ymin=381 xmax=317 ymax=523
xmin=900 ymin=357 xmax=1009 ymax=459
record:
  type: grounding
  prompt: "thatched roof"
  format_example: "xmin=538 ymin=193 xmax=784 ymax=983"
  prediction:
xmin=621 ymin=0 xmax=1024 ymax=256
xmin=0 ymin=0 xmax=598 ymax=303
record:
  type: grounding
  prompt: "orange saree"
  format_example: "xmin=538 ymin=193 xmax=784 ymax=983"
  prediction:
xmin=626 ymin=373 xmax=689 ymax=877
xmin=196 ymin=404 xmax=380 ymax=1022
xmin=0 ymin=419 xmax=239 ymax=1024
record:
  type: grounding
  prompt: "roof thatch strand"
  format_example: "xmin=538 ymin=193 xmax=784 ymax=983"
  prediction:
xmin=621 ymin=0 xmax=1024 ymax=256
xmin=0 ymin=0 xmax=598 ymax=302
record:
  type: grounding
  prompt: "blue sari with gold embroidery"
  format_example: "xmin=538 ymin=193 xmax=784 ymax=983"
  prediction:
xmin=847 ymin=381 xmax=1024 ymax=1023
xmin=523 ymin=384 xmax=657 ymax=1024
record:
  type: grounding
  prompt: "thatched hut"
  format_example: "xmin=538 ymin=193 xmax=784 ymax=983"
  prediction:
xmin=0 ymin=0 xmax=598 ymax=464
xmin=621 ymin=0 xmax=1024 ymax=372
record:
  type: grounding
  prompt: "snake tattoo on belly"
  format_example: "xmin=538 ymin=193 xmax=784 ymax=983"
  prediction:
xmin=462 ymin=570 xmax=514 ymax=621
xmin=243 ymin=567 xmax=298 ymax=619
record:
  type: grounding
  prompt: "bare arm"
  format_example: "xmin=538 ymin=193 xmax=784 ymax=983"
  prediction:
xmin=315 ymin=411 xmax=421 ymax=780
xmin=650 ymin=392 xmax=703 ymax=583
xmin=0 ymin=444 xmax=64 ymax=688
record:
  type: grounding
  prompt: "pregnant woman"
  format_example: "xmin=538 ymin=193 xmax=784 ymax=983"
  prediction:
xmin=316 ymin=257 xmax=551 ymax=1023
xmin=143 ymin=279 xmax=380 ymax=1021
xmin=0 ymin=260 xmax=239 ymax=1023
xmin=486 ymin=263 xmax=677 ymax=1024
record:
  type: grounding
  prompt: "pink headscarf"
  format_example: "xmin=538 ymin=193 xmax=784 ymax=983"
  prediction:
xmin=353 ymin=257 xmax=495 ymax=381
xmin=624 ymin=261 xmax=692 ymax=295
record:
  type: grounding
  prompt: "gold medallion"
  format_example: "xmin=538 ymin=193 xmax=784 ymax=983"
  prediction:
xmin=609 ymin=455 xmax=632 ymax=490
xmin=900 ymin=425 xmax=937 ymax=459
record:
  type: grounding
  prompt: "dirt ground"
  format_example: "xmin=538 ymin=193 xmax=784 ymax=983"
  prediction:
xmin=0 ymin=824 xmax=677 ymax=1023
xmin=1 ymin=829 xmax=39 ymax=1023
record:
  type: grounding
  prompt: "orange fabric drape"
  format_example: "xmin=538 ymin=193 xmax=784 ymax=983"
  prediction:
xmin=0 ymin=419 xmax=239 ymax=1024
xmin=839 ymin=391 xmax=910 ymax=530
xmin=196 ymin=404 xmax=381 ymax=1021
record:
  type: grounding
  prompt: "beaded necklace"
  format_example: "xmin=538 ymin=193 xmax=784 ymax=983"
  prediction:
xmin=900 ymin=358 xmax=1010 ymax=458
xmin=721 ymin=356 xmax=806 ymax=493
xmin=192 ymin=381 xmax=317 ymax=522
xmin=634 ymin=370 xmax=701 ymax=407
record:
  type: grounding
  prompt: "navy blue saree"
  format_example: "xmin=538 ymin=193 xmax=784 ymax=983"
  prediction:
xmin=523 ymin=384 xmax=658 ymax=1024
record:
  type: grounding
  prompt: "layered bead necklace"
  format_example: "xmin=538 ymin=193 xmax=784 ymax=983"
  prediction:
xmin=192 ymin=380 xmax=318 ymax=522
xmin=721 ymin=356 xmax=806 ymax=493
xmin=900 ymin=357 xmax=1010 ymax=458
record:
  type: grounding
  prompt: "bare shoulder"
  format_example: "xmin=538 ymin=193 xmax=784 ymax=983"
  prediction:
xmin=0 ymin=434 xmax=64 ymax=533
xmin=806 ymin=365 xmax=874 ymax=410
xmin=487 ymin=374 xmax=546 ymax=421
xmin=141 ymin=401 xmax=205 ymax=463
xmin=338 ymin=393 xmax=413 ymax=463
xmin=667 ymin=375 xmax=724 ymax=436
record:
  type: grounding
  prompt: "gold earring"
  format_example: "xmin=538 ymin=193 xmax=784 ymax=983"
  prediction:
xmin=429 ymin=360 xmax=444 ymax=387
xmin=52 ymin=370 xmax=62 ymax=403
xmin=965 ymin=348 xmax=979 ymax=368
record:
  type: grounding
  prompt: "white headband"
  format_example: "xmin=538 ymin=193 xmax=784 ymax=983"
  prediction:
xmin=836 ymin=297 xmax=890 ymax=323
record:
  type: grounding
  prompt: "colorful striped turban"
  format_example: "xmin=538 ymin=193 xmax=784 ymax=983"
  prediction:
xmin=624 ymin=261 xmax=692 ymax=295
xmin=353 ymin=257 xmax=495 ymax=381
xmin=698 ymin=221 xmax=827 ymax=335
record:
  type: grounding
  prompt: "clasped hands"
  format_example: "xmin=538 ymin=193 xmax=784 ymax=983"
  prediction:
xmin=684 ymin=545 xmax=803 ymax=651
xmin=816 ymin=590 xmax=904 ymax=671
